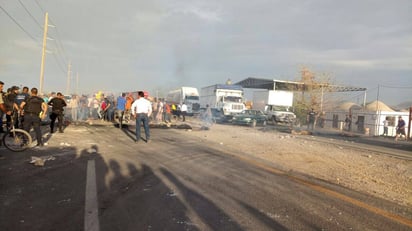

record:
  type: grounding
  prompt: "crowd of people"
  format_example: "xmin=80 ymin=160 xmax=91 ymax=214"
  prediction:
xmin=2 ymin=80 xmax=407 ymax=148
xmin=0 ymin=81 xmax=203 ymax=148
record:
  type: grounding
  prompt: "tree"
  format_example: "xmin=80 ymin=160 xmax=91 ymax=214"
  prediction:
xmin=293 ymin=67 xmax=334 ymax=125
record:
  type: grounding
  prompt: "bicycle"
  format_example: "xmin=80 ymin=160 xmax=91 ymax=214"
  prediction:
xmin=1 ymin=111 xmax=32 ymax=152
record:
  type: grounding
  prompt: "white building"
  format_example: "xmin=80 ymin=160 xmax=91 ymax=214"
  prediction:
xmin=324 ymin=100 xmax=410 ymax=137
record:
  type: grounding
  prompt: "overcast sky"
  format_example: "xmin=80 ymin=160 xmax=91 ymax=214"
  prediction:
xmin=1 ymin=0 xmax=411 ymax=106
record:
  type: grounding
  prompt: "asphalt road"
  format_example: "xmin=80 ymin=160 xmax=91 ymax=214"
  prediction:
xmin=0 ymin=123 xmax=411 ymax=231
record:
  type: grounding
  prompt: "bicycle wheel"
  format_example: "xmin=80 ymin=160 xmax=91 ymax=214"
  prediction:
xmin=2 ymin=129 xmax=32 ymax=152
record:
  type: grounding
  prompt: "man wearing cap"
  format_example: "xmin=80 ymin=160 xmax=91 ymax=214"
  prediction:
xmin=20 ymin=88 xmax=48 ymax=146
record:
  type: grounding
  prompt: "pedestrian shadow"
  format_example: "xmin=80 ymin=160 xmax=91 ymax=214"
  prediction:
xmin=120 ymin=126 xmax=137 ymax=142
xmin=160 ymin=167 xmax=244 ymax=230
xmin=97 ymin=162 xmax=198 ymax=230
xmin=0 ymin=146 xmax=83 ymax=231
xmin=121 ymin=125 xmax=150 ymax=142
xmin=232 ymin=198 xmax=288 ymax=230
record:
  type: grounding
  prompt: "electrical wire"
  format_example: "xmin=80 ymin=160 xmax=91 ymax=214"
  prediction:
xmin=50 ymin=26 xmax=69 ymax=64
xmin=3 ymin=0 xmax=69 ymax=78
xmin=0 ymin=4 xmax=39 ymax=42
xmin=34 ymin=0 xmax=45 ymax=13
xmin=50 ymin=50 xmax=67 ymax=74
xmin=379 ymin=84 xmax=412 ymax=89
xmin=17 ymin=0 xmax=43 ymax=29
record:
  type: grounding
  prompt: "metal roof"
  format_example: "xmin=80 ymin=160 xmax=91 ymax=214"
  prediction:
xmin=235 ymin=77 xmax=367 ymax=92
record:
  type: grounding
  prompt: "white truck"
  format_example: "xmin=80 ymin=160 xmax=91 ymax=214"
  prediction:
xmin=166 ymin=87 xmax=200 ymax=115
xmin=253 ymin=89 xmax=296 ymax=124
xmin=200 ymin=84 xmax=246 ymax=120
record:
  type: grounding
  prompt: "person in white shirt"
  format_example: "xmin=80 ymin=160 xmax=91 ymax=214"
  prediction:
xmin=181 ymin=102 xmax=188 ymax=122
xmin=131 ymin=91 xmax=152 ymax=143
xmin=382 ymin=118 xmax=389 ymax=136
xmin=68 ymin=95 xmax=79 ymax=121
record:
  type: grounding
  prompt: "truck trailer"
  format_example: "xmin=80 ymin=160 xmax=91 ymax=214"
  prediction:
xmin=253 ymin=89 xmax=296 ymax=124
xmin=166 ymin=87 xmax=200 ymax=115
xmin=200 ymin=84 xmax=246 ymax=119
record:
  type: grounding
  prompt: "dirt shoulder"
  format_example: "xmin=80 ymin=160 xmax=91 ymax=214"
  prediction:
xmin=178 ymin=120 xmax=412 ymax=207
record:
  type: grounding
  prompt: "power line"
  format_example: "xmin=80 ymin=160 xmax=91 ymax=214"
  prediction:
xmin=50 ymin=27 xmax=69 ymax=64
xmin=34 ymin=0 xmax=45 ymax=13
xmin=0 ymin=4 xmax=39 ymax=42
xmin=50 ymin=50 xmax=67 ymax=74
xmin=17 ymin=0 xmax=43 ymax=29
xmin=379 ymin=84 xmax=412 ymax=89
xmin=2 ymin=1 xmax=69 ymax=82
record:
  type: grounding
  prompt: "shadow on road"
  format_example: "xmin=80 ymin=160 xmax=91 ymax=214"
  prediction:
xmin=160 ymin=167 xmax=244 ymax=230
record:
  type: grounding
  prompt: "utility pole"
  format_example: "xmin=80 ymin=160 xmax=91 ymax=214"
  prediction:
xmin=66 ymin=61 xmax=71 ymax=95
xmin=376 ymin=84 xmax=380 ymax=111
xmin=408 ymin=106 xmax=411 ymax=141
xmin=320 ymin=85 xmax=324 ymax=112
xmin=76 ymin=72 xmax=79 ymax=94
xmin=39 ymin=12 xmax=49 ymax=95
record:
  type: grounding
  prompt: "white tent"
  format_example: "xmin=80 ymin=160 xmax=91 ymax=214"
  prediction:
xmin=324 ymin=100 xmax=410 ymax=137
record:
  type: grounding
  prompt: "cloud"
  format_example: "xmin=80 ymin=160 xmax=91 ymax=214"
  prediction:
xmin=1 ymin=0 xmax=411 ymax=105
xmin=170 ymin=6 xmax=222 ymax=22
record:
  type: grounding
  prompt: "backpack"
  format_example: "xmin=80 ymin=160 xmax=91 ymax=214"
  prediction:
xmin=2 ymin=93 xmax=14 ymax=111
xmin=25 ymin=96 xmax=43 ymax=114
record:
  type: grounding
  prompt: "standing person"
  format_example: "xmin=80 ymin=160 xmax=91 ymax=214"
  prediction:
xmin=48 ymin=92 xmax=67 ymax=133
xmin=0 ymin=82 xmax=12 ymax=158
xmin=382 ymin=118 xmax=389 ymax=136
xmin=68 ymin=94 xmax=79 ymax=121
xmin=79 ymin=95 xmax=88 ymax=121
xmin=16 ymin=86 xmax=30 ymax=128
xmin=106 ymin=96 xmax=115 ymax=122
xmin=5 ymin=86 xmax=19 ymax=130
xmin=125 ymin=93 xmax=134 ymax=112
xmin=99 ymin=98 xmax=107 ymax=120
xmin=151 ymin=99 xmax=158 ymax=121
xmin=156 ymin=100 xmax=163 ymax=122
xmin=125 ymin=93 xmax=134 ymax=122
xmin=395 ymin=116 xmax=406 ymax=141
xmin=307 ymin=108 xmax=316 ymax=130
xmin=171 ymin=103 xmax=177 ymax=119
xmin=116 ymin=93 xmax=126 ymax=128
xmin=20 ymin=88 xmax=48 ymax=146
xmin=101 ymin=97 xmax=112 ymax=121
xmin=91 ymin=95 xmax=100 ymax=119
xmin=176 ymin=104 xmax=181 ymax=119
xmin=181 ymin=102 xmax=188 ymax=122
xmin=0 ymin=81 xmax=13 ymax=133
xmin=131 ymin=91 xmax=152 ymax=143
xmin=163 ymin=101 xmax=171 ymax=123
xmin=204 ymin=104 xmax=213 ymax=125
xmin=16 ymin=86 xmax=30 ymax=108
xmin=87 ymin=95 xmax=94 ymax=119
xmin=345 ymin=115 xmax=352 ymax=131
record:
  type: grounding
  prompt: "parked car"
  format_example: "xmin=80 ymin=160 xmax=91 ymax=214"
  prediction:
xmin=232 ymin=109 xmax=267 ymax=127
xmin=64 ymin=95 xmax=72 ymax=104
xmin=265 ymin=105 xmax=296 ymax=124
